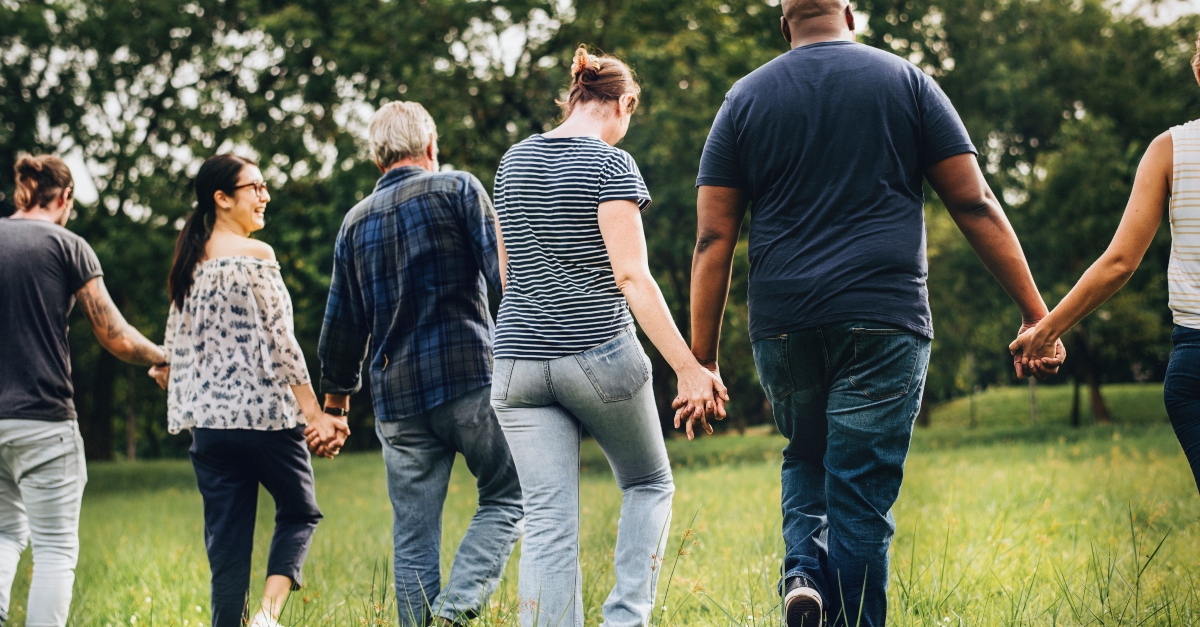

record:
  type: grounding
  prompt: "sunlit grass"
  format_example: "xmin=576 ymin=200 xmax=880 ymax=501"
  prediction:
xmin=5 ymin=384 xmax=1198 ymax=625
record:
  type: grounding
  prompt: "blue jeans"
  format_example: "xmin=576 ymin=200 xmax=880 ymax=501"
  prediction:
xmin=1164 ymin=325 xmax=1200 ymax=493
xmin=753 ymin=321 xmax=930 ymax=627
xmin=190 ymin=426 xmax=322 ymax=627
xmin=491 ymin=329 xmax=675 ymax=627
xmin=376 ymin=385 xmax=524 ymax=626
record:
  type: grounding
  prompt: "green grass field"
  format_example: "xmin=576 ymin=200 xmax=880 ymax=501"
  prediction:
xmin=6 ymin=383 xmax=1199 ymax=625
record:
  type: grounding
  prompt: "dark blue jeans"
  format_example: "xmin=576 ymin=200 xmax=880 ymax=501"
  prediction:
xmin=376 ymin=384 xmax=524 ymax=626
xmin=1164 ymin=325 xmax=1200 ymax=493
xmin=190 ymin=426 xmax=322 ymax=627
xmin=753 ymin=321 xmax=930 ymax=627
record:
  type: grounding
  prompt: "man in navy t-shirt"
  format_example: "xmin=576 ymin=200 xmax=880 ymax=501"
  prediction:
xmin=684 ymin=1 xmax=1062 ymax=625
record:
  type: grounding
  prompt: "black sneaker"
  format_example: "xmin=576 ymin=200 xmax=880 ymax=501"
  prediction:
xmin=784 ymin=576 xmax=823 ymax=627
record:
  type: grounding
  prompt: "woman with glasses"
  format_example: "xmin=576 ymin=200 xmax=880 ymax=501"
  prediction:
xmin=155 ymin=153 xmax=347 ymax=627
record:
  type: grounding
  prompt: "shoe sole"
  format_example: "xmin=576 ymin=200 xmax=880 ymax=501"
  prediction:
xmin=784 ymin=586 xmax=823 ymax=627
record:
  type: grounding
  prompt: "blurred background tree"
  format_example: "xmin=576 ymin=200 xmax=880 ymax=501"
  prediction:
xmin=1 ymin=0 xmax=1197 ymax=459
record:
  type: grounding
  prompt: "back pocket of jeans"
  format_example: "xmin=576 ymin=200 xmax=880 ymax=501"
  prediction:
xmin=13 ymin=435 xmax=71 ymax=489
xmin=752 ymin=335 xmax=794 ymax=403
xmin=848 ymin=327 xmax=919 ymax=401
xmin=491 ymin=358 xmax=516 ymax=402
xmin=575 ymin=331 xmax=650 ymax=402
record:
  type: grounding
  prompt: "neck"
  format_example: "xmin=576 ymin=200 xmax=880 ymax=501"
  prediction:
xmin=9 ymin=207 xmax=63 ymax=224
xmin=383 ymin=157 xmax=434 ymax=173
xmin=211 ymin=217 xmax=251 ymax=239
xmin=788 ymin=17 xmax=854 ymax=49
xmin=548 ymin=107 xmax=623 ymax=145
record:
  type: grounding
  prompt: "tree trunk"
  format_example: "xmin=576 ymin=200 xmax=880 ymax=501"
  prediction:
xmin=84 ymin=350 xmax=117 ymax=460
xmin=1071 ymin=327 xmax=1112 ymax=425
xmin=1086 ymin=368 xmax=1113 ymax=425
xmin=126 ymin=364 xmax=137 ymax=461
xmin=1070 ymin=375 xmax=1082 ymax=428
xmin=1028 ymin=377 xmax=1038 ymax=426
xmin=915 ymin=384 xmax=932 ymax=428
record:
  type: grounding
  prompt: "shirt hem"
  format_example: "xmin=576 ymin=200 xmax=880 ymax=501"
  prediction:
xmin=751 ymin=311 xmax=933 ymax=342
xmin=0 ymin=413 xmax=75 ymax=422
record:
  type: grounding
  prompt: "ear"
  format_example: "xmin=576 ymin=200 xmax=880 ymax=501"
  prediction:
xmin=425 ymin=135 xmax=437 ymax=161
xmin=781 ymin=16 xmax=792 ymax=44
xmin=845 ymin=5 xmax=856 ymax=31
xmin=213 ymin=190 xmax=229 ymax=210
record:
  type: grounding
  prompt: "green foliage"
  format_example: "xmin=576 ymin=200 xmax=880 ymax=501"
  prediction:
xmin=2 ymin=0 xmax=1199 ymax=457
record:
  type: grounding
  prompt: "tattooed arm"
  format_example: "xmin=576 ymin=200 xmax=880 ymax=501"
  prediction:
xmin=75 ymin=277 xmax=168 ymax=367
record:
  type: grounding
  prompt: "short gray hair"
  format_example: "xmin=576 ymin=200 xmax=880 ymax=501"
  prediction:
xmin=368 ymin=101 xmax=437 ymax=167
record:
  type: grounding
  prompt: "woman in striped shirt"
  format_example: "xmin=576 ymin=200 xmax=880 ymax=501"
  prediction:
xmin=490 ymin=46 xmax=727 ymax=626
xmin=1011 ymin=33 xmax=1200 ymax=494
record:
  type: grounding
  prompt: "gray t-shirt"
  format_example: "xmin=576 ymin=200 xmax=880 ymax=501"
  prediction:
xmin=0 ymin=218 xmax=103 ymax=421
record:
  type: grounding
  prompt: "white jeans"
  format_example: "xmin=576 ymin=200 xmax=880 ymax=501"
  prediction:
xmin=0 ymin=420 xmax=87 ymax=627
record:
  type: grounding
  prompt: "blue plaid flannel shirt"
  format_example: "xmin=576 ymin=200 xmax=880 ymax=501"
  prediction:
xmin=318 ymin=166 xmax=502 ymax=421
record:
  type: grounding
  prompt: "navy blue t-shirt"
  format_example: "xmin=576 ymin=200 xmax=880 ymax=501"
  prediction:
xmin=697 ymin=40 xmax=976 ymax=340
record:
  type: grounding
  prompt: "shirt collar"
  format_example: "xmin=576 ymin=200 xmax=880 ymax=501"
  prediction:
xmin=375 ymin=165 xmax=428 ymax=193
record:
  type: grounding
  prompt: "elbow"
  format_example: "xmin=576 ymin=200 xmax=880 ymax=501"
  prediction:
xmin=949 ymin=197 xmax=994 ymax=218
xmin=614 ymin=269 xmax=652 ymax=296
xmin=1104 ymin=254 xmax=1139 ymax=283
xmin=695 ymin=229 xmax=735 ymax=255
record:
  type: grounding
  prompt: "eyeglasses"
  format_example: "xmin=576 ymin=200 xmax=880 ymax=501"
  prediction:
xmin=233 ymin=181 xmax=269 ymax=197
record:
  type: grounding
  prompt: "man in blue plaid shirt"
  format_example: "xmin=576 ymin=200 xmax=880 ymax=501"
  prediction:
xmin=317 ymin=102 xmax=523 ymax=627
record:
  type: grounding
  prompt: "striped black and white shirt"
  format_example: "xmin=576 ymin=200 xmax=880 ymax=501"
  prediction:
xmin=493 ymin=134 xmax=652 ymax=359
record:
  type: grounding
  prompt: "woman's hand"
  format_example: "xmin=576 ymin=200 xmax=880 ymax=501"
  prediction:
xmin=304 ymin=413 xmax=350 ymax=459
xmin=1009 ymin=323 xmax=1066 ymax=380
xmin=672 ymin=364 xmax=729 ymax=440
xmin=148 ymin=364 xmax=170 ymax=390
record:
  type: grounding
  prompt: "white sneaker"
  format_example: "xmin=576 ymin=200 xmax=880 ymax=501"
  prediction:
xmin=248 ymin=612 xmax=286 ymax=627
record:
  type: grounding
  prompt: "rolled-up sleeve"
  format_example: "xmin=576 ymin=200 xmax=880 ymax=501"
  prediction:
xmin=318 ymin=228 xmax=370 ymax=395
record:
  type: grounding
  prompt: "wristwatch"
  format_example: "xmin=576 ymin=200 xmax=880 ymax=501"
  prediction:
xmin=324 ymin=406 xmax=348 ymax=417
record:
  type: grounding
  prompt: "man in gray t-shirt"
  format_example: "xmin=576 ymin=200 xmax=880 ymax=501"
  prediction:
xmin=0 ymin=155 xmax=166 ymax=627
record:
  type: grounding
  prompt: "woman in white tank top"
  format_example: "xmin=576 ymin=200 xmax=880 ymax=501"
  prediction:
xmin=1010 ymin=34 xmax=1200 ymax=493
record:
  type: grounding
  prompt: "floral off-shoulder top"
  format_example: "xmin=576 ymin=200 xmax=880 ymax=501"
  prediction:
xmin=163 ymin=256 xmax=310 ymax=433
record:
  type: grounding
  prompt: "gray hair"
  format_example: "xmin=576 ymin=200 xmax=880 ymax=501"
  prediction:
xmin=368 ymin=101 xmax=437 ymax=167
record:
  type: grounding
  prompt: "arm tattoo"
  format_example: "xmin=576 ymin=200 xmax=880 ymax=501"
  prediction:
xmin=77 ymin=279 xmax=165 ymax=366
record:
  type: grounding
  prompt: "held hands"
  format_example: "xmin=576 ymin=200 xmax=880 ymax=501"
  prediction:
xmin=148 ymin=364 xmax=169 ymax=390
xmin=1009 ymin=322 xmax=1067 ymax=380
xmin=670 ymin=362 xmax=730 ymax=440
xmin=304 ymin=413 xmax=350 ymax=459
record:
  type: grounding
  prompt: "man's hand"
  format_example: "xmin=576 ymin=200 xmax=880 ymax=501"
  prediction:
xmin=148 ymin=364 xmax=170 ymax=390
xmin=1010 ymin=323 xmax=1066 ymax=380
xmin=304 ymin=413 xmax=350 ymax=459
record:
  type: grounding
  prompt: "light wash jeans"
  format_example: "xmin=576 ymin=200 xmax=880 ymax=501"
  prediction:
xmin=491 ymin=328 xmax=675 ymax=627
xmin=377 ymin=384 xmax=524 ymax=626
xmin=0 ymin=420 xmax=87 ymax=627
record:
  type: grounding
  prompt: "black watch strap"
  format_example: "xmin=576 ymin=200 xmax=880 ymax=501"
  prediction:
xmin=324 ymin=406 xmax=348 ymax=417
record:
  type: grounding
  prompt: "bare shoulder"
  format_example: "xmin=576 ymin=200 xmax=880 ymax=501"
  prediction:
xmin=206 ymin=234 xmax=276 ymax=261
xmin=240 ymin=238 xmax=276 ymax=261
xmin=1142 ymin=130 xmax=1174 ymax=190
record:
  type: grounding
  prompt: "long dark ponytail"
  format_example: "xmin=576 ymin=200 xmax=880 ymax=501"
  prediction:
xmin=169 ymin=154 xmax=253 ymax=310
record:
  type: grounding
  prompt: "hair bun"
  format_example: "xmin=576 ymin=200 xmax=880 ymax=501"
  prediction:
xmin=14 ymin=154 xmax=43 ymax=178
xmin=571 ymin=45 xmax=598 ymax=80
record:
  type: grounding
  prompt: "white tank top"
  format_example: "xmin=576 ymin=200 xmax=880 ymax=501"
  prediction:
xmin=1168 ymin=119 xmax=1200 ymax=330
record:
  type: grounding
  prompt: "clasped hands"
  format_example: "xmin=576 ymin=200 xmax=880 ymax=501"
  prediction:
xmin=670 ymin=362 xmax=729 ymax=440
xmin=1009 ymin=321 xmax=1067 ymax=380
xmin=304 ymin=414 xmax=350 ymax=459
